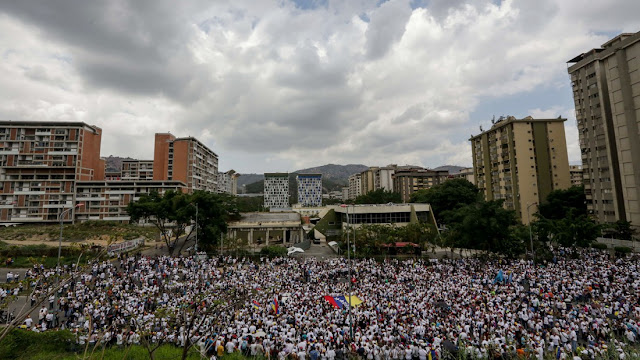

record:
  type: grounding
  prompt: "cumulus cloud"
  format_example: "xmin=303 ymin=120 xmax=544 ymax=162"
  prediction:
xmin=0 ymin=0 xmax=637 ymax=172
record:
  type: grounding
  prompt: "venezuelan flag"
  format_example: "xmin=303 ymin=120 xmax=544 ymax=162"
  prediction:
xmin=271 ymin=297 xmax=280 ymax=315
xmin=252 ymin=300 xmax=261 ymax=310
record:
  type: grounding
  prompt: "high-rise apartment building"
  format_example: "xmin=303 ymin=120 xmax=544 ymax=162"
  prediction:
xmin=121 ymin=159 xmax=154 ymax=180
xmin=348 ymin=173 xmax=362 ymax=200
xmin=567 ymin=32 xmax=640 ymax=227
xmin=153 ymin=133 xmax=218 ymax=193
xmin=264 ymin=173 xmax=289 ymax=210
xmin=217 ymin=170 xmax=240 ymax=195
xmin=296 ymin=174 xmax=322 ymax=207
xmin=469 ymin=116 xmax=571 ymax=223
xmin=0 ymin=121 xmax=105 ymax=223
xmin=359 ymin=166 xmax=396 ymax=196
xmin=392 ymin=168 xmax=449 ymax=203
xmin=569 ymin=165 xmax=584 ymax=187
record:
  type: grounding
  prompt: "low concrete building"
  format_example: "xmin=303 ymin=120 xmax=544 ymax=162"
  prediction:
xmin=330 ymin=203 xmax=437 ymax=229
xmin=227 ymin=212 xmax=304 ymax=246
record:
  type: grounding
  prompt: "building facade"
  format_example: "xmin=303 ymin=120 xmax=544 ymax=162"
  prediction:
xmin=75 ymin=180 xmax=186 ymax=222
xmin=453 ymin=167 xmax=475 ymax=185
xmin=392 ymin=168 xmax=449 ymax=203
xmin=469 ymin=116 xmax=571 ymax=224
xmin=331 ymin=203 xmax=437 ymax=229
xmin=121 ymin=159 xmax=154 ymax=180
xmin=264 ymin=173 xmax=289 ymax=210
xmin=348 ymin=173 xmax=362 ymax=200
xmin=570 ymin=165 xmax=584 ymax=187
xmin=217 ymin=170 xmax=240 ymax=195
xmin=0 ymin=121 xmax=104 ymax=223
xmin=153 ymin=133 xmax=218 ymax=193
xmin=567 ymin=32 xmax=640 ymax=228
xmin=296 ymin=174 xmax=322 ymax=207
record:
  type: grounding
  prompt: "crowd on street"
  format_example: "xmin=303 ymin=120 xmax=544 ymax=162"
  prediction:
xmin=2 ymin=248 xmax=640 ymax=360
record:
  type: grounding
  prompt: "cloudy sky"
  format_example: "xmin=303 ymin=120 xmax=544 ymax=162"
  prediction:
xmin=0 ymin=0 xmax=638 ymax=173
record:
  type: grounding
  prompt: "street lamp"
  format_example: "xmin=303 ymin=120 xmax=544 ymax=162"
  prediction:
xmin=526 ymin=202 xmax=537 ymax=263
xmin=340 ymin=204 xmax=354 ymax=340
xmin=188 ymin=202 xmax=199 ymax=255
xmin=58 ymin=204 xmax=83 ymax=268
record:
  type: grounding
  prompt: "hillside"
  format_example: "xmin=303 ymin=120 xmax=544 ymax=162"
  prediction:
xmin=104 ymin=155 xmax=136 ymax=172
xmin=432 ymin=165 xmax=466 ymax=174
xmin=238 ymin=163 xmax=368 ymax=192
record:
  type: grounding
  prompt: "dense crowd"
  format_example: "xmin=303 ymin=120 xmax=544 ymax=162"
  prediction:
xmin=4 ymin=249 xmax=640 ymax=359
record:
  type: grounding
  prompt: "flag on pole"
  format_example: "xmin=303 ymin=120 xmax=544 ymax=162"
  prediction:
xmin=252 ymin=300 xmax=261 ymax=310
xmin=272 ymin=296 xmax=280 ymax=315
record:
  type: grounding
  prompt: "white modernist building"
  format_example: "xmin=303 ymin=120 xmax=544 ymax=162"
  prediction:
xmin=264 ymin=173 xmax=290 ymax=210
xmin=296 ymin=173 xmax=322 ymax=207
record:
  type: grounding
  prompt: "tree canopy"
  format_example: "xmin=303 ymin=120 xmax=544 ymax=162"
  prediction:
xmin=127 ymin=190 xmax=240 ymax=254
xmin=446 ymin=199 xmax=520 ymax=255
xmin=410 ymin=178 xmax=480 ymax=225
xmin=354 ymin=189 xmax=402 ymax=204
xmin=537 ymin=186 xmax=586 ymax=220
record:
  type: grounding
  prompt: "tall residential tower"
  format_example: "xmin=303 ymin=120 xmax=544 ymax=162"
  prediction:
xmin=567 ymin=32 xmax=640 ymax=228
xmin=469 ymin=116 xmax=571 ymax=223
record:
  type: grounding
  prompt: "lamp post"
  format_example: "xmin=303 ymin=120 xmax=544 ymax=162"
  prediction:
xmin=188 ymin=202 xmax=199 ymax=255
xmin=340 ymin=204 xmax=354 ymax=340
xmin=58 ymin=204 xmax=83 ymax=268
xmin=526 ymin=202 xmax=537 ymax=263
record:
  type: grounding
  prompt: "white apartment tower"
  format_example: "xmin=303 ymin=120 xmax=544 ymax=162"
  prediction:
xmin=296 ymin=174 xmax=322 ymax=207
xmin=264 ymin=173 xmax=290 ymax=210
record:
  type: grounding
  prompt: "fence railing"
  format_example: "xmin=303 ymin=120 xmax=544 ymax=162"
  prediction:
xmin=107 ymin=238 xmax=145 ymax=256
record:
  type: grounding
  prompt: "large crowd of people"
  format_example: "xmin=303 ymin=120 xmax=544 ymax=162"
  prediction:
xmin=3 ymin=248 xmax=640 ymax=359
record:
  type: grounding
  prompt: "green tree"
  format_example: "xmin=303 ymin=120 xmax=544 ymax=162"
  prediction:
xmin=127 ymin=190 xmax=189 ymax=253
xmin=607 ymin=220 xmax=636 ymax=240
xmin=190 ymin=191 xmax=240 ymax=252
xmin=354 ymin=189 xmax=402 ymax=204
xmin=127 ymin=190 xmax=239 ymax=254
xmin=410 ymin=179 xmax=480 ymax=225
xmin=448 ymin=200 xmax=519 ymax=254
xmin=551 ymin=209 xmax=602 ymax=248
xmin=236 ymin=196 xmax=265 ymax=212
xmin=538 ymin=186 xmax=586 ymax=220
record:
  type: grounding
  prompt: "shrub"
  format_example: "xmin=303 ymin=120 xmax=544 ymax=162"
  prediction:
xmin=591 ymin=243 xmax=608 ymax=250
xmin=0 ymin=329 xmax=75 ymax=359
xmin=614 ymin=246 xmax=632 ymax=254
xmin=259 ymin=246 xmax=287 ymax=257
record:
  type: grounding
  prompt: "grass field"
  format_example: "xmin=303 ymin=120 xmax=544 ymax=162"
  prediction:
xmin=0 ymin=220 xmax=160 ymax=243
xmin=0 ymin=328 xmax=227 ymax=360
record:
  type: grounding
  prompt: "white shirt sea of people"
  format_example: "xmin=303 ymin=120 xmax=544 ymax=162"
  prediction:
xmin=2 ymin=248 xmax=640 ymax=360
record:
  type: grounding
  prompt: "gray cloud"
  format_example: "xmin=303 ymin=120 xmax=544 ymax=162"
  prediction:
xmin=0 ymin=0 xmax=638 ymax=173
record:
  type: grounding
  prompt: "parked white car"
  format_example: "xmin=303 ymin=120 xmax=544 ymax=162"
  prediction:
xmin=287 ymin=247 xmax=305 ymax=256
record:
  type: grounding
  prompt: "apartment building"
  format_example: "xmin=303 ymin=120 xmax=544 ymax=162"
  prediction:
xmin=570 ymin=165 xmax=584 ymax=187
xmin=453 ymin=167 xmax=475 ymax=185
xmin=469 ymin=116 xmax=571 ymax=224
xmin=296 ymin=174 xmax=322 ymax=207
xmin=153 ymin=133 xmax=218 ymax=193
xmin=217 ymin=170 xmax=240 ymax=195
xmin=264 ymin=173 xmax=290 ymax=210
xmin=121 ymin=159 xmax=154 ymax=180
xmin=0 ymin=121 xmax=105 ymax=223
xmin=75 ymin=180 xmax=186 ymax=221
xmin=348 ymin=173 xmax=362 ymax=200
xmin=567 ymin=32 xmax=640 ymax=228
xmin=392 ymin=168 xmax=449 ymax=203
